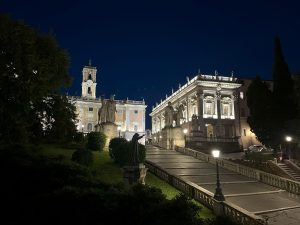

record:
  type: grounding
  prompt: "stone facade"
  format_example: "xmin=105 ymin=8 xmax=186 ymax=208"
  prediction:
xmin=71 ymin=63 xmax=147 ymax=144
xmin=150 ymin=73 xmax=242 ymax=152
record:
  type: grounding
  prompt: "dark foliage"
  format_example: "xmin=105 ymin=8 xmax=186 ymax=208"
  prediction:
xmin=71 ymin=148 xmax=93 ymax=166
xmin=42 ymin=94 xmax=78 ymax=143
xmin=247 ymin=76 xmax=274 ymax=146
xmin=110 ymin=141 xmax=146 ymax=167
xmin=0 ymin=15 xmax=73 ymax=145
xmin=0 ymin=144 xmax=239 ymax=225
xmin=73 ymin=132 xmax=85 ymax=143
xmin=247 ymin=37 xmax=299 ymax=148
xmin=86 ymin=132 xmax=106 ymax=151
xmin=109 ymin=137 xmax=128 ymax=159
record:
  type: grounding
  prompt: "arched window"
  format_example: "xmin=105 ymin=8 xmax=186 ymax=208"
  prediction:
xmin=88 ymin=74 xmax=92 ymax=80
xmin=87 ymin=123 xmax=92 ymax=132
xmin=88 ymin=87 xmax=92 ymax=94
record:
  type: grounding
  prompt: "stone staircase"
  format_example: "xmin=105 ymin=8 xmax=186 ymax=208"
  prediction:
xmin=277 ymin=162 xmax=300 ymax=182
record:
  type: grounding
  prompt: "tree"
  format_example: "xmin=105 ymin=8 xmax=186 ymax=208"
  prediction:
xmin=247 ymin=76 xmax=274 ymax=146
xmin=247 ymin=37 xmax=299 ymax=148
xmin=272 ymin=37 xmax=298 ymax=125
xmin=42 ymin=94 xmax=78 ymax=143
xmin=0 ymin=15 xmax=72 ymax=144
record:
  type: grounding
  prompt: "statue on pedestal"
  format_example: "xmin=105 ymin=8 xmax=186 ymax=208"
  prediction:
xmin=105 ymin=95 xmax=117 ymax=123
xmin=165 ymin=102 xmax=174 ymax=128
xmin=98 ymin=96 xmax=106 ymax=124
xmin=174 ymin=104 xmax=184 ymax=127
xmin=131 ymin=133 xmax=145 ymax=165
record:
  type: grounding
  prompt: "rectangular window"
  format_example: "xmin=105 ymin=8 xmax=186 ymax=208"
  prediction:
xmin=134 ymin=110 xmax=138 ymax=114
xmin=205 ymin=103 xmax=212 ymax=115
xmin=243 ymin=129 xmax=246 ymax=136
xmin=223 ymin=104 xmax=229 ymax=116
xmin=89 ymin=107 xmax=93 ymax=111
xmin=134 ymin=125 xmax=138 ymax=132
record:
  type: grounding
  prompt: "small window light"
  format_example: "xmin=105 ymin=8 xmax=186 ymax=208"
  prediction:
xmin=240 ymin=92 xmax=244 ymax=99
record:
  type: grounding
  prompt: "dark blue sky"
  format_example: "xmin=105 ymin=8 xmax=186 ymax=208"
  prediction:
xmin=2 ymin=0 xmax=300 ymax=128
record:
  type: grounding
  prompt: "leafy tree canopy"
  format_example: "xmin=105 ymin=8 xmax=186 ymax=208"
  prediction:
xmin=0 ymin=15 xmax=74 ymax=144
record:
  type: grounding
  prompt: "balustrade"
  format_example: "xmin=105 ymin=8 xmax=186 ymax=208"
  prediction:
xmin=145 ymin=159 xmax=265 ymax=225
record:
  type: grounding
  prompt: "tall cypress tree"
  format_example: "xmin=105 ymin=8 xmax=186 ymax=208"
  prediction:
xmin=247 ymin=76 xmax=274 ymax=147
xmin=247 ymin=37 xmax=298 ymax=148
xmin=272 ymin=37 xmax=297 ymax=122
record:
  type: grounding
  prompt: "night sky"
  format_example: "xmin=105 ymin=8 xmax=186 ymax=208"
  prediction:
xmin=2 ymin=0 xmax=300 ymax=128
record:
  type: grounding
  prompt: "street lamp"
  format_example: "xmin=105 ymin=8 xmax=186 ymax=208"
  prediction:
xmin=81 ymin=124 xmax=84 ymax=133
xmin=117 ymin=126 xmax=121 ymax=138
xmin=183 ymin=128 xmax=188 ymax=147
xmin=286 ymin=136 xmax=292 ymax=159
xmin=212 ymin=149 xmax=225 ymax=201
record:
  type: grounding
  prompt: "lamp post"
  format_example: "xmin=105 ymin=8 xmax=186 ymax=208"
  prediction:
xmin=286 ymin=136 xmax=292 ymax=160
xmin=212 ymin=149 xmax=225 ymax=201
xmin=81 ymin=124 xmax=84 ymax=133
xmin=183 ymin=128 xmax=188 ymax=147
xmin=117 ymin=126 xmax=121 ymax=138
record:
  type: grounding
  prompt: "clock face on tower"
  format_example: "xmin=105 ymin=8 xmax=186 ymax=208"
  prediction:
xmin=86 ymin=80 xmax=93 ymax=86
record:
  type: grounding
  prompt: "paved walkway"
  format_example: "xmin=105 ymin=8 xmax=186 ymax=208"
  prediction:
xmin=146 ymin=145 xmax=300 ymax=225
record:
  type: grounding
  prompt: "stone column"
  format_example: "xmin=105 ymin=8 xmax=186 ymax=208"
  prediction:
xmin=186 ymin=96 xmax=189 ymax=122
xmin=197 ymin=90 xmax=204 ymax=136
xmin=233 ymin=92 xmax=241 ymax=137
xmin=197 ymin=91 xmax=203 ymax=117
xmin=217 ymin=95 xmax=221 ymax=120
xmin=125 ymin=106 xmax=130 ymax=131
xmin=216 ymin=93 xmax=222 ymax=138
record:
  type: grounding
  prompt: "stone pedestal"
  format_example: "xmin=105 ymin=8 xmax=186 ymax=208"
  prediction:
xmin=122 ymin=164 xmax=148 ymax=187
xmin=161 ymin=127 xmax=185 ymax=149
xmin=161 ymin=127 xmax=171 ymax=149
xmin=213 ymin=200 xmax=225 ymax=216
xmin=172 ymin=127 xmax=185 ymax=149
xmin=95 ymin=122 xmax=117 ymax=149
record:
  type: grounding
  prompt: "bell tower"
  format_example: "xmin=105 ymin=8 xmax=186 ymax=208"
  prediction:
xmin=81 ymin=60 xmax=97 ymax=98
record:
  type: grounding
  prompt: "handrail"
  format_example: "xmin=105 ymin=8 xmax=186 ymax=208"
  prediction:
xmin=175 ymin=146 xmax=300 ymax=195
xmin=145 ymin=159 xmax=265 ymax=225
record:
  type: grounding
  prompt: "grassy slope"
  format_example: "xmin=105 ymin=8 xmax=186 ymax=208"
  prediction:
xmin=40 ymin=145 xmax=213 ymax=219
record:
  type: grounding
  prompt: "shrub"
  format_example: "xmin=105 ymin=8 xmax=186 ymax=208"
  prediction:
xmin=73 ymin=132 xmax=85 ymax=143
xmin=245 ymin=152 xmax=274 ymax=163
xmin=71 ymin=149 xmax=93 ymax=167
xmin=112 ymin=141 xmax=146 ymax=167
xmin=86 ymin=132 xmax=106 ymax=151
xmin=109 ymin=138 xmax=128 ymax=159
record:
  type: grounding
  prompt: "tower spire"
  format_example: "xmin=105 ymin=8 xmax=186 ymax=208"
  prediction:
xmin=88 ymin=59 xmax=92 ymax=66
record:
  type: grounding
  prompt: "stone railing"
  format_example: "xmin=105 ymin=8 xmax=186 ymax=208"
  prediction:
xmin=285 ymin=160 xmax=300 ymax=174
xmin=175 ymin=146 xmax=300 ymax=195
xmin=69 ymin=96 xmax=145 ymax=105
xmin=189 ymin=136 xmax=239 ymax=143
xmin=145 ymin=160 xmax=265 ymax=225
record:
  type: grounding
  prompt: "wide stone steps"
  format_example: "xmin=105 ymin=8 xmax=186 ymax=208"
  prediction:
xmin=277 ymin=163 xmax=300 ymax=182
xmin=146 ymin=145 xmax=300 ymax=225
